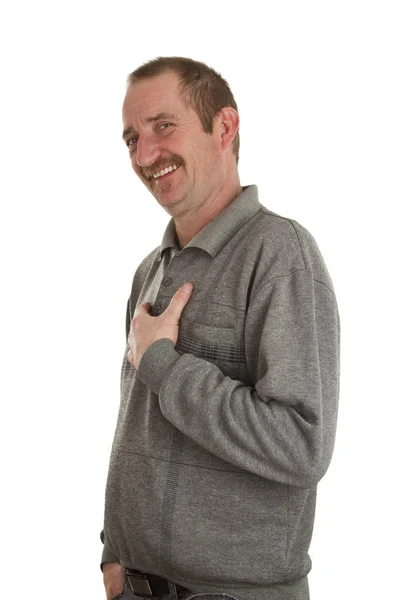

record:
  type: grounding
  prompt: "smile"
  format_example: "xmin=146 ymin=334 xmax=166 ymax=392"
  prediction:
xmin=152 ymin=164 xmax=179 ymax=179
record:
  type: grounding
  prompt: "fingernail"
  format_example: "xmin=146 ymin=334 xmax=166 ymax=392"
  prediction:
xmin=182 ymin=283 xmax=193 ymax=294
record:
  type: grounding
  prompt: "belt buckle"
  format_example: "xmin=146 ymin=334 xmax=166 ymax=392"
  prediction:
xmin=125 ymin=569 xmax=154 ymax=597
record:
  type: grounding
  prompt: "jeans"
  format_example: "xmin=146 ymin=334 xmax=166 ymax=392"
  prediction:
xmin=112 ymin=581 xmax=238 ymax=600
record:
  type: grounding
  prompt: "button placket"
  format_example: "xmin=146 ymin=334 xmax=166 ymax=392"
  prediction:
xmin=161 ymin=251 xmax=175 ymax=288
xmin=153 ymin=252 xmax=173 ymax=315
xmin=153 ymin=300 xmax=162 ymax=315
xmin=156 ymin=251 xmax=184 ymax=312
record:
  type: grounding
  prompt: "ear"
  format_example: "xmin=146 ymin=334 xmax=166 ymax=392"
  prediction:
xmin=217 ymin=107 xmax=240 ymax=152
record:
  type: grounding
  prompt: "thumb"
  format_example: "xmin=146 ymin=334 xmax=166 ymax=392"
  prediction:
xmin=164 ymin=283 xmax=193 ymax=321
xmin=134 ymin=301 xmax=152 ymax=317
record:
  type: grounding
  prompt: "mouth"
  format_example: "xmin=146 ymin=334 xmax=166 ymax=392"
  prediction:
xmin=147 ymin=164 xmax=180 ymax=183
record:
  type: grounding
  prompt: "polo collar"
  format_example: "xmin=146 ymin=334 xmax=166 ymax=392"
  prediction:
xmin=159 ymin=185 xmax=261 ymax=258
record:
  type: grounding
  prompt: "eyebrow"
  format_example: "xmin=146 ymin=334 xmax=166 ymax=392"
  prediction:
xmin=122 ymin=112 xmax=177 ymax=140
xmin=122 ymin=126 xmax=136 ymax=141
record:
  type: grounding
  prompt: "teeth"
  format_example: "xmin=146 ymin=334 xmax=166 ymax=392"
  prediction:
xmin=153 ymin=164 xmax=178 ymax=179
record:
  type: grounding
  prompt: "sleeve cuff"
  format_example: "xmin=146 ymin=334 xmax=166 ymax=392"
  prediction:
xmin=100 ymin=529 xmax=120 ymax=571
xmin=101 ymin=545 xmax=120 ymax=571
xmin=137 ymin=338 xmax=181 ymax=394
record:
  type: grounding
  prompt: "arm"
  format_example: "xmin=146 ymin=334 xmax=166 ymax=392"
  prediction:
xmin=99 ymin=301 xmax=132 ymax=573
xmin=137 ymin=270 xmax=340 ymax=488
xmin=102 ymin=562 xmax=124 ymax=600
xmin=99 ymin=530 xmax=124 ymax=598
xmin=100 ymin=529 xmax=120 ymax=566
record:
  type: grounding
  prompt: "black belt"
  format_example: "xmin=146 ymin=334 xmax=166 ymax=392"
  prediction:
xmin=124 ymin=569 xmax=188 ymax=598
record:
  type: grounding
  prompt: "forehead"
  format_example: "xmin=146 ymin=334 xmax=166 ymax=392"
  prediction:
xmin=122 ymin=71 xmax=189 ymax=126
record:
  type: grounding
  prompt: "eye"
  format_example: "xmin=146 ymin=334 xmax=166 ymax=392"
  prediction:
xmin=159 ymin=122 xmax=174 ymax=131
xmin=126 ymin=136 xmax=138 ymax=149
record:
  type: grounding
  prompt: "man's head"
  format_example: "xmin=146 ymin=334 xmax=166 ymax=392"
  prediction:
xmin=122 ymin=57 xmax=240 ymax=217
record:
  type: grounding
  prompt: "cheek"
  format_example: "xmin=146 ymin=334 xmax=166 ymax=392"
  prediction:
xmin=201 ymin=145 xmax=220 ymax=174
xmin=130 ymin=158 xmax=141 ymax=175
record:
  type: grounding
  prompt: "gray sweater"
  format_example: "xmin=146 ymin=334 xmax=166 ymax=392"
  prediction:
xmin=101 ymin=185 xmax=340 ymax=599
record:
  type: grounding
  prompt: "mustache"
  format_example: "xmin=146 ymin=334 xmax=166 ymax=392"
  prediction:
xmin=142 ymin=154 xmax=184 ymax=180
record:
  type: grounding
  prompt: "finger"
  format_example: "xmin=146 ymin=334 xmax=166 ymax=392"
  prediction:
xmin=164 ymin=283 xmax=193 ymax=320
xmin=134 ymin=301 xmax=152 ymax=317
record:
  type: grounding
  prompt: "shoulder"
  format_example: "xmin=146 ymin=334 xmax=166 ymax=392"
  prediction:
xmin=129 ymin=245 xmax=160 ymax=300
xmin=135 ymin=246 xmax=161 ymax=277
xmin=245 ymin=206 xmax=334 ymax=292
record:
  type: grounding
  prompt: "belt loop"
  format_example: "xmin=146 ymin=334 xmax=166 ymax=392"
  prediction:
xmin=168 ymin=580 xmax=178 ymax=599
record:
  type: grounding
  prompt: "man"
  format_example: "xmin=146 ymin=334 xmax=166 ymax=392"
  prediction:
xmin=101 ymin=57 xmax=340 ymax=600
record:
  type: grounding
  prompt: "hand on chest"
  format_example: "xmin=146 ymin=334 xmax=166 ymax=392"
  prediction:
xmin=136 ymin=248 xmax=250 ymax=380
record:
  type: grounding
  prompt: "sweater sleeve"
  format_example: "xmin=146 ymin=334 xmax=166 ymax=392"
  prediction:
xmin=137 ymin=269 xmax=340 ymax=488
xmin=99 ymin=299 xmax=132 ymax=571
xmin=99 ymin=529 xmax=120 ymax=570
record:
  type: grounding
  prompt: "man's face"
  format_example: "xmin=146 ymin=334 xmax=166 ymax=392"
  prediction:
xmin=122 ymin=71 xmax=223 ymax=217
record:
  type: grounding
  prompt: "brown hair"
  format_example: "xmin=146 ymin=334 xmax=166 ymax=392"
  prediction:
xmin=127 ymin=57 xmax=240 ymax=163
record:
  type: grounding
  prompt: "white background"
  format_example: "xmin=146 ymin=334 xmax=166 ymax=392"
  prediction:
xmin=1 ymin=1 xmax=399 ymax=598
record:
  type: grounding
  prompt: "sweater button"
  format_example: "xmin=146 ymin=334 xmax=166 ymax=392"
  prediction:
xmin=163 ymin=278 xmax=172 ymax=287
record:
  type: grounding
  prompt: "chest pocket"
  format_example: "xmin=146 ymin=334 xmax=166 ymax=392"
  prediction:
xmin=176 ymin=321 xmax=250 ymax=382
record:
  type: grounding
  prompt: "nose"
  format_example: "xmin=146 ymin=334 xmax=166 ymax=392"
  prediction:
xmin=135 ymin=133 xmax=161 ymax=169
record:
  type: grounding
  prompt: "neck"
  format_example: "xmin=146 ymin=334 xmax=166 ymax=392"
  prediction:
xmin=175 ymin=174 xmax=242 ymax=248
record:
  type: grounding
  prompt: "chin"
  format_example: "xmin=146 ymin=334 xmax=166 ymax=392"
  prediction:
xmin=157 ymin=196 xmax=181 ymax=212
xmin=154 ymin=188 xmax=182 ymax=206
